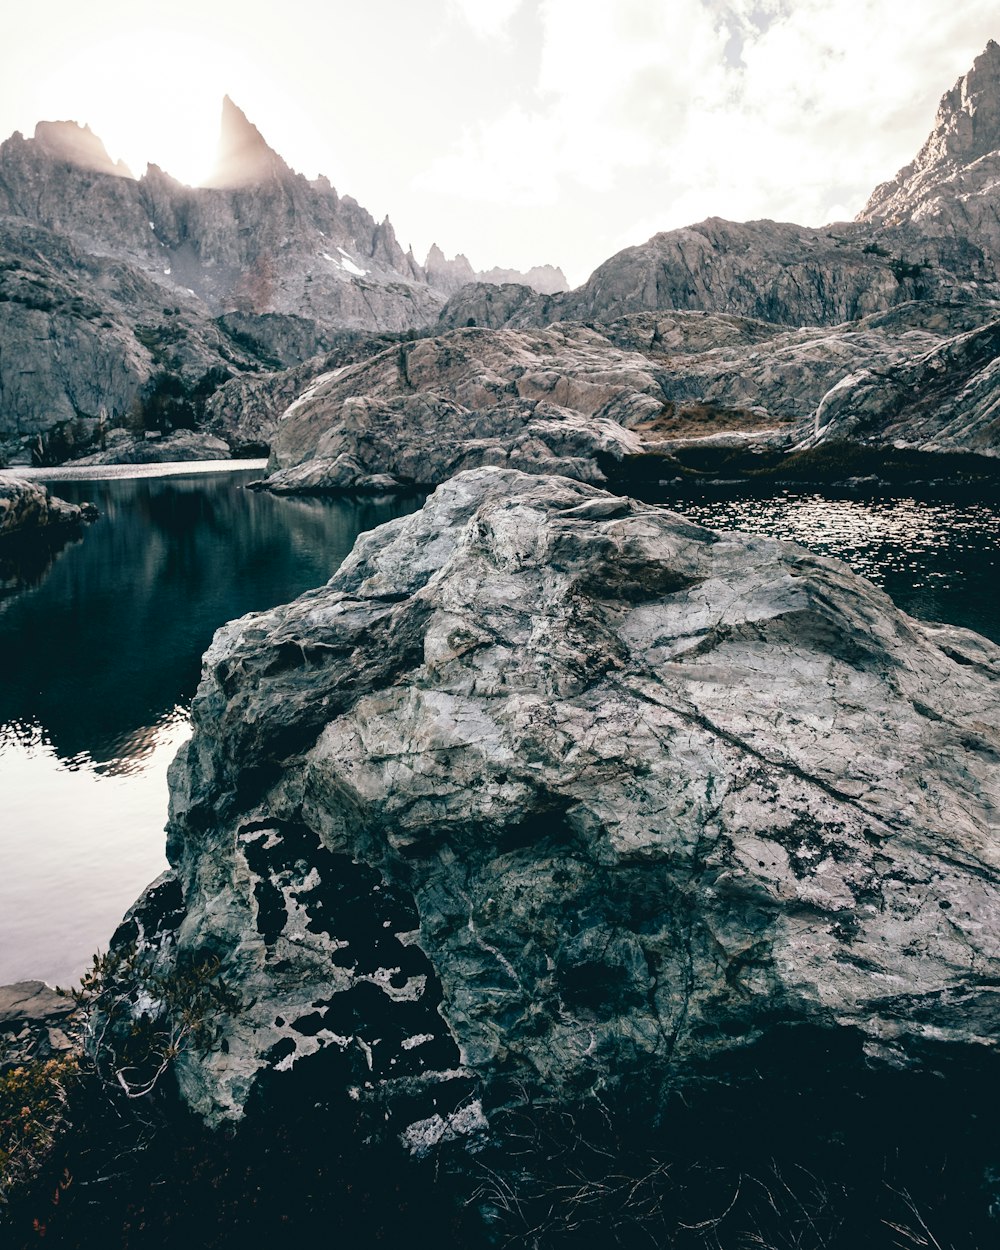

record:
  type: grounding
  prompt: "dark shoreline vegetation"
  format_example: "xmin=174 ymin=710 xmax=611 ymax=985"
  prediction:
xmin=5 ymin=987 xmax=1000 ymax=1248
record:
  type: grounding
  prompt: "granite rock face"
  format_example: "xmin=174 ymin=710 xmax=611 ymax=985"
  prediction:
xmin=472 ymin=218 xmax=997 ymax=331
xmin=0 ymin=476 xmax=93 ymax=536
xmin=136 ymin=468 xmax=1000 ymax=1137
xmin=0 ymin=102 xmax=443 ymax=459
xmin=805 ymin=315 xmax=1000 ymax=455
xmin=860 ymin=40 xmax=1000 ymax=270
xmin=260 ymin=304 xmax=1000 ymax=493
xmin=203 ymin=330 xmax=421 ymax=453
xmin=263 ymin=325 xmax=667 ymax=492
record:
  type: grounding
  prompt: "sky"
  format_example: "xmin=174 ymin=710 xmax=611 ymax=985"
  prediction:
xmin=1 ymin=1 xmax=998 ymax=285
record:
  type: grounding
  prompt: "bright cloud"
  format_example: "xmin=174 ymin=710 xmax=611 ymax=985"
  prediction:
xmin=417 ymin=0 xmax=999 ymax=280
xmin=448 ymin=0 xmax=526 ymax=39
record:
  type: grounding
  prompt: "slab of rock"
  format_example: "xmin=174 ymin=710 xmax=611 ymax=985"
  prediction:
xmin=803 ymin=316 xmax=1000 ymax=455
xmin=260 ymin=306 xmax=1000 ymax=494
xmin=0 ymin=980 xmax=81 ymax=1069
xmin=0 ymin=477 xmax=93 ymax=537
xmin=262 ymin=324 xmax=664 ymax=492
xmin=66 ymin=429 xmax=231 ymax=466
xmin=128 ymin=467 xmax=1000 ymax=1141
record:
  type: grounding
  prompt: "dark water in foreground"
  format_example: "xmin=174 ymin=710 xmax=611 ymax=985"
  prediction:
xmin=0 ymin=469 xmax=420 ymax=984
xmin=0 ymin=472 xmax=996 ymax=986
xmin=668 ymin=486 xmax=1000 ymax=643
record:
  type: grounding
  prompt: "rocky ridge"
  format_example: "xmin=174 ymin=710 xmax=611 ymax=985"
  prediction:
xmin=0 ymin=103 xmax=557 ymax=465
xmin=121 ymin=467 xmax=1000 ymax=1142
xmin=259 ymin=300 xmax=1000 ymax=493
xmin=424 ymin=243 xmax=568 ymax=296
xmin=860 ymin=40 xmax=1000 ymax=260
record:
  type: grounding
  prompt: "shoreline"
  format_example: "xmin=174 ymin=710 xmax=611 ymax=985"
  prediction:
xmin=0 ymin=458 xmax=267 ymax=484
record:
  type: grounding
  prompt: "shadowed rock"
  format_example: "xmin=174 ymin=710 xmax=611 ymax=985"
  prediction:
xmin=125 ymin=468 xmax=1000 ymax=1140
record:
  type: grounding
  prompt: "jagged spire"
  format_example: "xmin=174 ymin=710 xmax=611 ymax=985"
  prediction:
xmin=203 ymin=96 xmax=291 ymax=189
xmin=861 ymin=40 xmax=1000 ymax=222
xmin=921 ymin=39 xmax=1000 ymax=167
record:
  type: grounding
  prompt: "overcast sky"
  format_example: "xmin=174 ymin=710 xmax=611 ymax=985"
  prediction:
xmin=1 ymin=1 xmax=997 ymax=284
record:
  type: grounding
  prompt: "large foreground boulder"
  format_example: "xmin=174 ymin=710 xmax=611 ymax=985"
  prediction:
xmin=132 ymin=467 xmax=1000 ymax=1146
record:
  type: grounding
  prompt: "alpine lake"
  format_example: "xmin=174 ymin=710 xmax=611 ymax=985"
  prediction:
xmin=0 ymin=463 xmax=997 ymax=988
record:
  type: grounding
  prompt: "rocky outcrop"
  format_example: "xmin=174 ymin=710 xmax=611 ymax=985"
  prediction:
xmin=262 ymin=324 xmax=670 ymax=492
xmin=0 ymin=981 xmax=81 ymax=1070
xmin=204 ymin=330 xmax=422 ymax=453
xmin=124 ymin=467 xmax=1000 ymax=1140
xmin=259 ymin=303 xmax=1000 ymax=493
xmin=486 ymin=218 xmax=997 ymax=330
xmin=0 ymin=477 xmax=94 ymax=536
xmin=0 ymin=103 xmax=440 ymax=328
xmin=66 ymin=429 xmax=231 ymax=466
xmin=0 ymin=101 xmax=446 ymax=459
xmin=805 ymin=315 xmax=1000 ymax=455
xmin=435 ymin=281 xmax=560 ymax=330
xmin=860 ymin=40 xmax=1000 ymax=271
xmin=0 ymin=216 xmax=267 ymax=465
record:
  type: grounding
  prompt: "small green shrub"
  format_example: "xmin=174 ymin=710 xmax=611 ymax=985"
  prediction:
xmin=0 ymin=1055 xmax=79 ymax=1206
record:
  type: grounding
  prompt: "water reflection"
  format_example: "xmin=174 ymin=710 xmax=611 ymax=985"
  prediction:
xmin=0 ymin=472 xmax=421 ymax=766
xmin=0 ymin=709 xmax=190 ymax=986
xmin=0 ymin=470 xmax=420 ymax=984
xmin=666 ymin=490 xmax=1000 ymax=642
xmin=0 ymin=526 xmax=86 ymax=602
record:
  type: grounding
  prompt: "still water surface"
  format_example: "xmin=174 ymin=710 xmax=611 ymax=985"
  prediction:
xmin=0 ymin=472 xmax=996 ymax=986
xmin=0 ymin=467 xmax=420 ymax=985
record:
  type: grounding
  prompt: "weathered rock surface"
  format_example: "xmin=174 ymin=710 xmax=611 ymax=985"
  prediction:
xmin=805 ymin=315 xmax=1000 ymax=455
xmin=261 ymin=304 xmax=1000 ymax=492
xmin=476 ymin=218 xmax=997 ymax=331
xmin=0 ymin=103 xmax=440 ymax=329
xmin=860 ymin=40 xmax=1000 ymax=272
xmin=66 ymin=429 xmax=231 ymax=466
xmin=0 ymin=981 xmax=81 ymax=1070
xmin=0 ymin=102 xmax=444 ymax=459
xmin=204 ymin=330 xmax=422 ymax=453
xmin=263 ymin=325 xmax=665 ymax=492
xmin=0 ymin=476 xmax=93 ymax=536
xmin=134 ymin=467 xmax=1000 ymax=1138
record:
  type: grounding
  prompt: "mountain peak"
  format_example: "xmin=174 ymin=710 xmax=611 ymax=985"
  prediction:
xmin=922 ymin=39 xmax=1000 ymax=167
xmin=32 ymin=120 xmax=133 ymax=178
xmin=204 ymin=97 xmax=291 ymax=189
xmin=860 ymin=40 xmax=1000 ymax=224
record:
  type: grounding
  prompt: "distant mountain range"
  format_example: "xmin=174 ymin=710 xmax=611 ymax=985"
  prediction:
xmin=3 ymin=44 xmax=1000 ymax=469
xmin=0 ymin=98 xmax=564 ymax=462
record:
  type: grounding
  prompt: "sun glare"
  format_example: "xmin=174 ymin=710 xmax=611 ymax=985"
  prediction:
xmin=35 ymin=30 xmax=245 ymax=186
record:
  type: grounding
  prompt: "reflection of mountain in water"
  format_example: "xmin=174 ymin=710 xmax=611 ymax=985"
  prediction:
xmin=0 ymin=470 xmax=420 ymax=766
xmin=0 ymin=525 xmax=84 ymax=601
